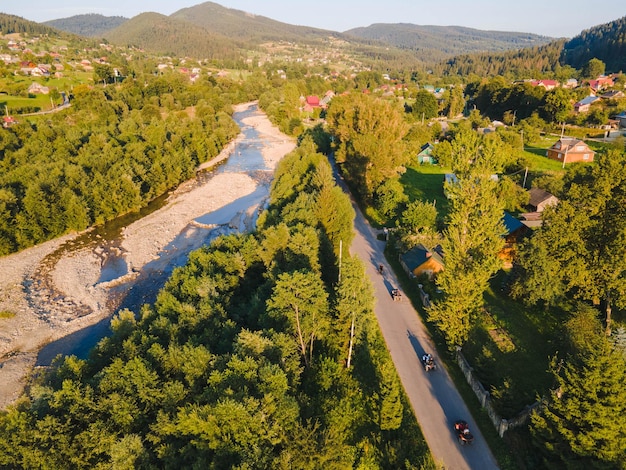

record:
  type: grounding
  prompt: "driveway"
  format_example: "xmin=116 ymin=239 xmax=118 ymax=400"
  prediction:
xmin=335 ymin=164 xmax=500 ymax=469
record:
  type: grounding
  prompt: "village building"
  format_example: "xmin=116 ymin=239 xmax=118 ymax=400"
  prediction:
xmin=546 ymin=137 xmax=595 ymax=164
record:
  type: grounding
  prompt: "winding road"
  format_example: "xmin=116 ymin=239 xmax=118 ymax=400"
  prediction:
xmin=334 ymin=164 xmax=500 ymax=469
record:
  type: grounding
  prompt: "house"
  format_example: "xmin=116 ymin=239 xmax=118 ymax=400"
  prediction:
xmin=302 ymin=95 xmax=320 ymax=113
xmin=500 ymin=212 xmax=527 ymax=266
xmin=27 ymin=82 xmax=49 ymax=94
xmin=417 ymin=143 xmax=437 ymax=164
xmin=614 ymin=111 xmax=626 ymax=128
xmin=587 ymin=76 xmax=614 ymax=92
xmin=531 ymin=79 xmax=559 ymax=90
xmin=601 ymin=90 xmax=624 ymax=100
xmin=399 ymin=244 xmax=444 ymax=279
xmin=546 ymin=137 xmax=595 ymax=164
xmin=519 ymin=188 xmax=559 ymax=228
xmin=563 ymin=78 xmax=578 ymax=89
xmin=528 ymin=187 xmax=559 ymax=212
xmin=574 ymin=95 xmax=600 ymax=114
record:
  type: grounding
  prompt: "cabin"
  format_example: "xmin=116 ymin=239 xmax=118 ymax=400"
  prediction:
xmin=417 ymin=143 xmax=436 ymax=164
xmin=528 ymin=188 xmax=559 ymax=212
xmin=399 ymin=244 xmax=444 ymax=279
xmin=500 ymin=212 xmax=527 ymax=267
xmin=546 ymin=138 xmax=594 ymax=164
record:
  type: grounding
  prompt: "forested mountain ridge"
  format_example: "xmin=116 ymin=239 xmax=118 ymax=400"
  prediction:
xmin=440 ymin=39 xmax=567 ymax=77
xmin=0 ymin=13 xmax=65 ymax=37
xmin=44 ymin=13 xmax=128 ymax=38
xmin=345 ymin=23 xmax=553 ymax=60
xmin=170 ymin=1 xmax=344 ymax=44
xmin=102 ymin=12 xmax=245 ymax=62
xmin=561 ymin=15 xmax=626 ymax=73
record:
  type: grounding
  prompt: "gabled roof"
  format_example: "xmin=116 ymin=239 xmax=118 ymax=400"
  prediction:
xmin=502 ymin=212 xmax=525 ymax=236
xmin=550 ymin=137 xmax=591 ymax=152
xmin=528 ymin=187 xmax=557 ymax=208
xmin=575 ymin=95 xmax=600 ymax=106
xmin=399 ymin=244 xmax=444 ymax=272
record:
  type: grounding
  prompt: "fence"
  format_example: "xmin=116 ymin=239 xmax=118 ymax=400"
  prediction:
xmin=455 ymin=347 xmax=542 ymax=437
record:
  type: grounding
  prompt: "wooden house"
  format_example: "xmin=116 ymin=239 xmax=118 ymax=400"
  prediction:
xmin=399 ymin=244 xmax=444 ymax=279
xmin=417 ymin=143 xmax=436 ymax=164
xmin=528 ymin=188 xmax=559 ymax=212
xmin=546 ymin=138 xmax=594 ymax=164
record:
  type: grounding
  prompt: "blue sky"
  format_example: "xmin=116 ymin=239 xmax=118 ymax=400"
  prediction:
xmin=4 ymin=1 xmax=624 ymax=38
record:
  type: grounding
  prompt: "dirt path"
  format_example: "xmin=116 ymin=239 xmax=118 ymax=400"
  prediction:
xmin=0 ymin=102 xmax=295 ymax=409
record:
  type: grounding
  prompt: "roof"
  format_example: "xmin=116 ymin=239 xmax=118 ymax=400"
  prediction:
xmin=550 ymin=137 xmax=589 ymax=152
xmin=502 ymin=212 xmax=525 ymax=236
xmin=418 ymin=143 xmax=434 ymax=155
xmin=575 ymin=96 xmax=599 ymax=106
xmin=399 ymin=244 xmax=444 ymax=272
xmin=528 ymin=187 xmax=557 ymax=207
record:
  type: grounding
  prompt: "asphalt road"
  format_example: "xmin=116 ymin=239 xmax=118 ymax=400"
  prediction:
xmin=334 ymin=164 xmax=500 ymax=469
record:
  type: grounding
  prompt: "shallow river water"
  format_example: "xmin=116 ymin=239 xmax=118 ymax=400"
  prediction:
xmin=36 ymin=104 xmax=275 ymax=363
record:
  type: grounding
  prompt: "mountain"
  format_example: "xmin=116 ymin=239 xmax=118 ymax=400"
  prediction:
xmin=169 ymin=1 xmax=344 ymax=44
xmin=44 ymin=13 xmax=128 ymax=38
xmin=561 ymin=16 xmax=626 ymax=73
xmin=0 ymin=12 xmax=64 ymax=37
xmin=345 ymin=23 xmax=553 ymax=58
xmin=102 ymin=12 xmax=244 ymax=60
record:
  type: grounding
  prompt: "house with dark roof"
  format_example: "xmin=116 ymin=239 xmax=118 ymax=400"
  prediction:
xmin=417 ymin=143 xmax=437 ymax=164
xmin=399 ymin=244 xmax=444 ymax=279
xmin=546 ymin=138 xmax=594 ymax=164
xmin=500 ymin=212 xmax=527 ymax=266
xmin=520 ymin=188 xmax=559 ymax=228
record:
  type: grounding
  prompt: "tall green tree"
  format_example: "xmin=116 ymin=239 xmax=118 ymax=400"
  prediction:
xmin=513 ymin=149 xmax=626 ymax=334
xmin=530 ymin=304 xmax=626 ymax=469
xmin=326 ymin=93 xmax=409 ymax=200
xmin=428 ymin=132 xmax=506 ymax=348
xmin=266 ymin=270 xmax=329 ymax=366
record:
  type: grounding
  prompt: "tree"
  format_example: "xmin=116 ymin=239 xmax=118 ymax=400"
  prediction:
xmin=374 ymin=178 xmax=408 ymax=219
xmin=266 ymin=270 xmax=329 ymax=366
xmin=541 ymin=88 xmax=574 ymax=123
xmin=513 ymin=149 xmax=626 ymax=334
xmin=530 ymin=304 xmax=626 ymax=469
xmin=332 ymin=256 xmax=374 ymax=368
xmin=326 ymin=93 xmax=409 ymax=200
xmin=400 ymin=200 xmax=437 ymax=234
xmin=428 ymin=132 xmax=506 ymax=348
xmin=580 ymin=58 xmax=606 ymax=80
xmin=412 ymin=90 xmax=438 ymax=121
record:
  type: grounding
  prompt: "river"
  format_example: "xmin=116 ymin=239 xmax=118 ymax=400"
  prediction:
xmin=36 ymin=103 xmax=281 ymax=364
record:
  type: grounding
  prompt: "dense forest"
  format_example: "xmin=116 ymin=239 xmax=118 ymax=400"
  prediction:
xmin=561 ymin=16 xmax=626 ymax=73
xmin=0 ymin=73 xmax=247 ymax=255
xmin=44 ymin=14 xmax=128 ymax=38
xmin=0 ymin=140 xmax=433 ymax=469
xmin=102 ymin=12 xmax=247 ymax=62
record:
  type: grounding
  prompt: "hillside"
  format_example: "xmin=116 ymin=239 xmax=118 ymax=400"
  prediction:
xmin=345 ymin=23 xmax=553 ymax=60
xmin=561 ymin=15 xmax=626 ymax=73
xmin=102 ymin=12 xmax=245 ymax=61
xmin=170 ymin=1 xmax=343 ymax=44
xmin=44 ymin=14 xmax=127 ymax=38
xmin=0 ymin=12 xmax=64 ymax=37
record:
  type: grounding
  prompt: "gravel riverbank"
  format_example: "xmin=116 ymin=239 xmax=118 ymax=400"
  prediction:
xmin=0 ymin=102 xmax=295 ymax=408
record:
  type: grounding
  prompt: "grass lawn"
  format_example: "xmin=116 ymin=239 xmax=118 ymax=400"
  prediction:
xmin=400 ymin=163 xmax=451 ymax=222
xmin=462 ymin=271 xmax=564 ymax=417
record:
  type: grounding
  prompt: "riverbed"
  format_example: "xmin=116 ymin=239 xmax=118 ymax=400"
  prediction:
xmin=0 ymin=102 xmax=296 ymax=408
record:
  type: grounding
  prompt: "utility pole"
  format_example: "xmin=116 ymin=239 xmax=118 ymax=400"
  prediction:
xmin=522 ymin=167 xmax=528 ymax=188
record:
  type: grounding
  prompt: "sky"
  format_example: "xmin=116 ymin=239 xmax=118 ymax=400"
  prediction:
xmin=3 ymin=1 xmax=625 ymax=38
